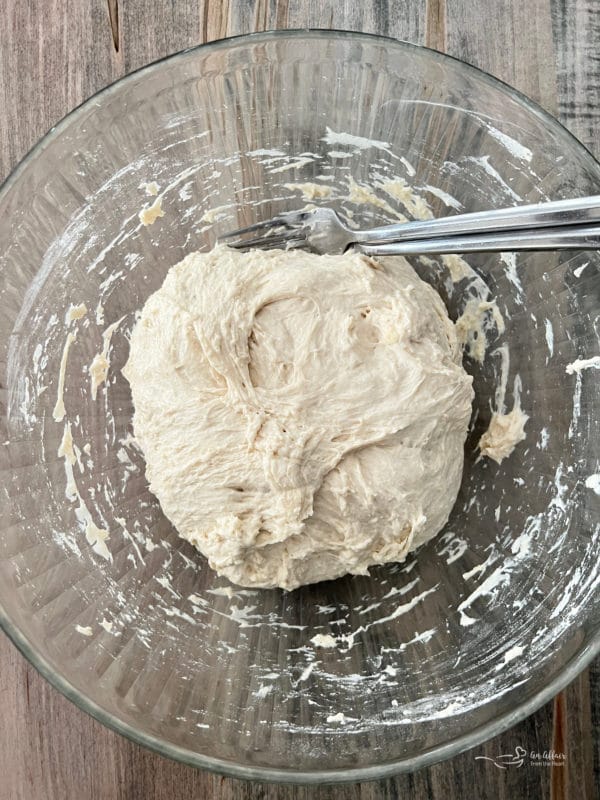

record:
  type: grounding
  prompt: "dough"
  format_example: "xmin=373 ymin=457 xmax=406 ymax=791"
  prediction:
xmin=123 ymin=245 xmax=474 ymax=590
xmin=478 ymin=407 xmax=528 ymax=464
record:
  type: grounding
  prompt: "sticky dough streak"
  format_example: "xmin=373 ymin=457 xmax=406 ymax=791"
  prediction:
xmin=57 ymin=421 xmax=112 ymax=561
xmin=52 ymin=331 xmax=76 ymax=422
xmin=90 ymin=317 xmax=125 ymax=401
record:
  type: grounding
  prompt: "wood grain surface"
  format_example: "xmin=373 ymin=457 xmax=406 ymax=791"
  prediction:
xmin=1 ymin=1 xmax=599 ymax=798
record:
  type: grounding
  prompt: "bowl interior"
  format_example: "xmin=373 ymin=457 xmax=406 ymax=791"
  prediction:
xmin=1 ymin=31 xmax=599 ymax=780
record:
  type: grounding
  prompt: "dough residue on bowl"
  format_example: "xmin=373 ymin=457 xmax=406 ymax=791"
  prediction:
xmin=478 ymin=407 xmax=528 ymax=464
xmin=139 ymin=196 xmax=164 ymax=226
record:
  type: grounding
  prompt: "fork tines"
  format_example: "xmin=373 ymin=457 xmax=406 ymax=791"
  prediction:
xmin=218 ymin=210 xmax=308 ymax=251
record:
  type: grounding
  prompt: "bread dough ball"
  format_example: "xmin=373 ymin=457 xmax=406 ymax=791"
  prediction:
xmin=123 ymin=245 xmax=473 ymax=590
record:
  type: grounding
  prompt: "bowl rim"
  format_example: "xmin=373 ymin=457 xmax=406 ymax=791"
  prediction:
xmin=1 ymin=27 xmax=599 ymax=785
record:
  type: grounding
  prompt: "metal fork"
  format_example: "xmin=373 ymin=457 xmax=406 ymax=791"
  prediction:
xmin=219 ymin=196 xmax=600 ymax=255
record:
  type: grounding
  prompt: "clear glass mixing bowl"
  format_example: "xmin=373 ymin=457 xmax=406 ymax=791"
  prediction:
xmin=1 ymin=30 xmax=599 ymax=783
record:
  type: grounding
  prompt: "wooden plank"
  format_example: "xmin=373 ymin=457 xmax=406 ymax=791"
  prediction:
xmin=444 ymin=0 xmax=559 ymax=118
xmin=0 ymin=0 xmax=124 ymax=179
xmin=590 ymin=657 xmax=600 ymax=794
xmin=120 ymin=1 xmax=202 ymax=72
xmin=550 ymin=0 xmax=600 ymax=157
xmin=0 ymin=1 xmax=598 ymax=798
xmin=425 ymin=0 xmax=446 ymax=52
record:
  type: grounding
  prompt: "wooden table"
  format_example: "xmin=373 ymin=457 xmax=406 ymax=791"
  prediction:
xmin=1 ymin=2 xmax=598 ymax=798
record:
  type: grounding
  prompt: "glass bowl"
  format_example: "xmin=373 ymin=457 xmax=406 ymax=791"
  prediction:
xmin=1 ymin=30 xmax=599 ymax=783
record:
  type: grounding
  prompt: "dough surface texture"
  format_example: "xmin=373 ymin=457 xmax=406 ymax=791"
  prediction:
xmin=123 ymin=246 xmax=473 ymax=590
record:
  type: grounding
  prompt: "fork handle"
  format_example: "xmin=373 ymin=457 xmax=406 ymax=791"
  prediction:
xmin=359 ymin=223 xmax=600 ymax=255
xmin=357 ymin=194 xmax=600 ymax=243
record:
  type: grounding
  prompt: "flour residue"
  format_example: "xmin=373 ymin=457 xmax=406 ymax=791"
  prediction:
xmin=585 ymin=474 xmax=600 ymax=494
xmin=422 ymin=184 xmax=462 ymax=210
xmin=322 ymin=126 xmax=392 ymax=154
xmin=310 ymin=633 xmax=337 ymax=648
xmin=269 ymin=156 xmax=315 ymax=174
xmin=436 ymin=532 xmax=469 ymax=565
xmin=500 ymin=252 xmax=524 ymax=301
xmin=466 ymin=155 xmax=522 ymax=202
xmin=200 ymin=204 xmax=234 ymax=224
xmin=544 ymin=319 xmax=554 ymax=360
xmin=327 ymin=712 xmax=350 ymax=725
xmin=566 ymin=356 xmax=600 ymax=374
xmin=486 ymin=128 xmax=533 ymax=162
xmin=568 ymin=371 xmax=583 ymax=440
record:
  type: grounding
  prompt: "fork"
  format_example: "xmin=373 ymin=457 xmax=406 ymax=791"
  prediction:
xmin=219 ymin=195 xmax=600 ymax=255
